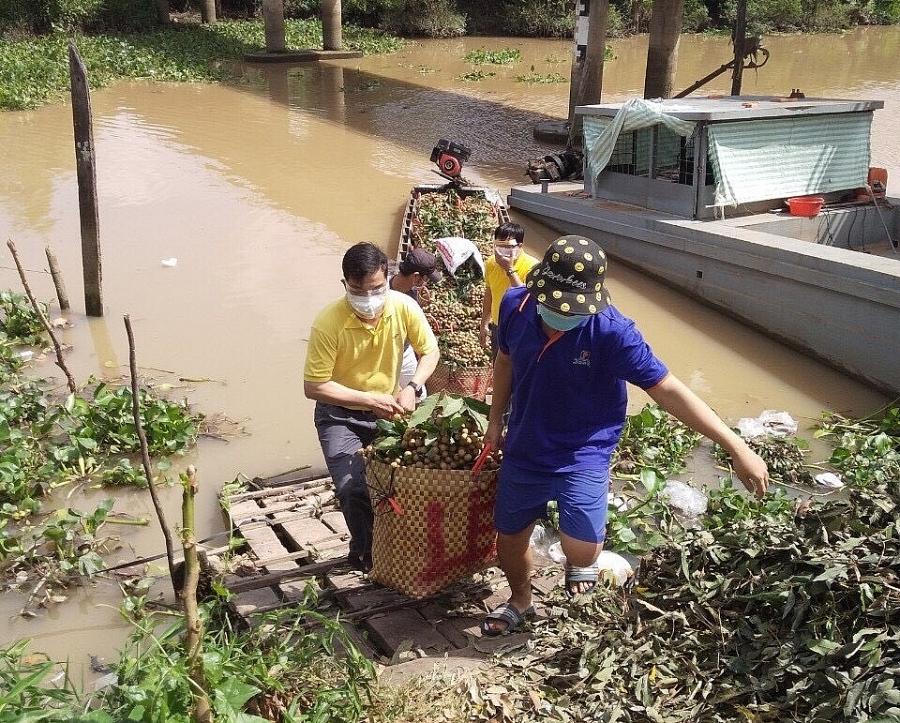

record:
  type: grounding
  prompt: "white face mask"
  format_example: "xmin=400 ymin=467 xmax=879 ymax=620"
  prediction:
xmin=347 ymin=289 xmax=386 ymax=320
xmin=495 ymin=246 xmax=521 ymax=262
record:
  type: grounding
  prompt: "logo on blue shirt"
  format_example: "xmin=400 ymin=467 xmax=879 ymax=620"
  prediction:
xmin=573 ymin=350 xmax=591 ymax=367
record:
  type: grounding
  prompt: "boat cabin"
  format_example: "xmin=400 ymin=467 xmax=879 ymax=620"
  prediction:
xmin=576 ymin=96 xmax=884 ymax=220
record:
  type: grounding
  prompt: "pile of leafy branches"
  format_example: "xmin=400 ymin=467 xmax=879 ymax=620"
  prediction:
xmin=613 ymin=404 xmax=701 ymax=477
xmin=412 ymin=189 xmax=500 ymax=369
xmin=469 ymin=474 xmax=900 ymax=722
xmin=816 ymin=406 xmax=899 ymax=488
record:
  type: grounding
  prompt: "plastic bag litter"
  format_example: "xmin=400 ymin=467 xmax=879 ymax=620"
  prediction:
xmin=609 ymin=495 xmax=628 ymax=513
xmin=736 ymin=410 xmax=798 ymax=439
xmin=661 ymin=480 xmax=708 ymax=516
xmin=160 ymin=257 xmax=178 ymax=267
xmin=434 ymin=237 xmax=485 ymax=277
xmin=596 ymin=550 xmax=634 ymax=586
xmin=547 ymin=541 xmax=566 ymax=564
xmin=529 ymin=523 xmax=559 ymax=558
xmin=815 ymin=472 xmax=845 ymax=489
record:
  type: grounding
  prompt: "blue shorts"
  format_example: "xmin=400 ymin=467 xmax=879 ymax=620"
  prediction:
xmin=494 ymin=461 xmax=609 ymax=543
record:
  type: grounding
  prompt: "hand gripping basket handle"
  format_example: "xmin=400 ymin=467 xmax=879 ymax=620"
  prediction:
xmin=472 ymin=442 xmax=493 ymax=480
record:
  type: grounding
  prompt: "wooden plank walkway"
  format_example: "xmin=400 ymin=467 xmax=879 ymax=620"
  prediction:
xmin=221 ymin=469 xmax=564 ymax=666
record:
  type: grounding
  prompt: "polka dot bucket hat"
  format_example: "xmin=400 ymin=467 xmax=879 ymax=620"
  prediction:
xmin=525 ymin=235 xmax=611 ymax=315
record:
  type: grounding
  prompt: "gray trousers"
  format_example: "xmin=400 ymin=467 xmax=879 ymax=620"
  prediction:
xmin=314 ymin=402 xmax=378 ymax=565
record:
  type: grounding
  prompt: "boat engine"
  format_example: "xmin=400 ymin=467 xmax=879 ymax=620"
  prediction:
xmin=431 ymin=139 xmax=472 ymax=180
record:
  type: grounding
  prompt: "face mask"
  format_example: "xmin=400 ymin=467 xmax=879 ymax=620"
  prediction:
xmin=347 ymin=289 xmax=386 ymax=320
xmin=495 ymin=246 xmax=521 ymax=261
xmin=538 ymin=304 xmax=589 ymax=332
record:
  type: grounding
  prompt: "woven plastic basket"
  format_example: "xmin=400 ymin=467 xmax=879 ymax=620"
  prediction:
xmin=428 ymin=361 xmax=493 ymax=401
xmin=366 ymin=457 xmax=498 ymax=599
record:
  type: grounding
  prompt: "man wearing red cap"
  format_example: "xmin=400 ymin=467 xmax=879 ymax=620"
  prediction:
xmin=481 ymin=235 xmax=769 ymax=635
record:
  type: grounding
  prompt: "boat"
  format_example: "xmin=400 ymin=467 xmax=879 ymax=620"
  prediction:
xmin=509 ymin=96 xmax=900 ymax=394
xmin=397 ymin=182 xmax=510 ymax=261
xmin=397 ymin=180 xmax=511 ymax=400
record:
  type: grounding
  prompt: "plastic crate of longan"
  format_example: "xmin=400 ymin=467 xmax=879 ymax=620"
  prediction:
xmin=365 ymin=457 xmax=498 ymax=599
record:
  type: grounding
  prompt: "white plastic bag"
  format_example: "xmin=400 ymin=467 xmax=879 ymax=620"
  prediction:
xmin=595 ymin=550 xmax=634 ymax=586
xmin=434 ymin=237 xmax=485 ymax=277
xmin=736 ymin=410 xmax=798 ymax=439
xmin=661 ymin=480 xmax=708 ymax=516
xmin=814 ymin=472 xmax=845 ymax=489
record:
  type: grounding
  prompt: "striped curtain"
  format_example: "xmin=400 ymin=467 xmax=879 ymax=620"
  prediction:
xmin=706 ymin=112 xmax=872 ymax=207
xmin=583 ymin=98 xmax=696 ymax=195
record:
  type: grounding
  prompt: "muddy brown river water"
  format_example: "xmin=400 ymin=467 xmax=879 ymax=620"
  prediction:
xmin=0 ymin=28 xmax=897 ymax=683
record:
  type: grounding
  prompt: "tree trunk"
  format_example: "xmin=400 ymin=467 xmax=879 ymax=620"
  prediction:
xmin=644 ymin=0 xmax=684 ymax=99
xmin=730 ymin=0 xmax=747 ymax=95
xmin=156 ymin=0 xmax=170 ymax=25
xmin=321 ymin=0 xmax=342 ymax=50
xmin=630 ymin=0 xmax=642 ymax=32
xmin=263 ymin=0 xmax=286 ymax=53
xmin=199 ymin=0 xmax=216 ymax=24
xmin=568 ymin=0 xmax=610 ymax=147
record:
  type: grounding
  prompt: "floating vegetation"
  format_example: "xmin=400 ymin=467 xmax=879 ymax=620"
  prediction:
xmin=1 ymin=501 xmax=115 ymax=613
xmin=816 ymin=406 xmax=900 ymax=488
xmin=458 ymin=69 xmax=497 ymax=81
xmin=0 ymin=21 xmax=404 ymax=111
xmin=613 ymin=404 xmax=701 ymax=477
xmin=714 ymin=434 xmax=813 ymax=486
xmin=0 ymin=291 xmax=46 ymax=346
xmin=515 ymin=70 xmax=567 ymax=84
xmin=463 ymin=47 xmax=522 ymax=65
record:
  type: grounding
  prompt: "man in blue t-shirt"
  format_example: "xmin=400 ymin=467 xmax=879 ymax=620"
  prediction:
xmin=481 ymin=235 xmax=769 ymax=636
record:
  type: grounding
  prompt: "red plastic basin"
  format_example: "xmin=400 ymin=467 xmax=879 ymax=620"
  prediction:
xmin=786 ymin=196 xmax=825 ymax=217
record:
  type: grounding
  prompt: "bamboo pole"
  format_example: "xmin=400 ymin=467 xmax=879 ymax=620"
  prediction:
xmin=45 ymin=246 xmax=70 ymax=311
xmin=181 ymin=466 xmax=213 ymax=723
xmin=124 ymin=314 xmax=179 ymax=596
xmin=7 ymin=240 xmax=77 ymax=394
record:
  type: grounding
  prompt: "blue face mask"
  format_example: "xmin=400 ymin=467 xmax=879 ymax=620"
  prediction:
xmin=537 ymin=304 xmax=589 ymax=332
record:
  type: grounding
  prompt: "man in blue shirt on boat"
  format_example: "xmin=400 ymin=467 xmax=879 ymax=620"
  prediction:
xmin=481 ymin=235 xmax=769 ymax=635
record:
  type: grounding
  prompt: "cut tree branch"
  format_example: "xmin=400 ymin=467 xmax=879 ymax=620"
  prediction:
xmin=7 ymin=240 xmax=77 ymax=394
xmin=124 ymin=313 xmax=179 ymax=596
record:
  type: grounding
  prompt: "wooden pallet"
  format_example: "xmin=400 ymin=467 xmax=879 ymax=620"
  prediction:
xmin=221 ymin=470 xmax=564 ymax=665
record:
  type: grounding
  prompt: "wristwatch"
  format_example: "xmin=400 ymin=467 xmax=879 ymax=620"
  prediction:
xmin=406 ymin=381 xmax=423 ymax=395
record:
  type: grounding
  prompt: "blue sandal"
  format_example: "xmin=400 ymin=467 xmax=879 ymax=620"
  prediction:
xmin=481 ymin=602 xmax=535 ymax=637
xmin=565 ymin=564 xmax=599 ymax=598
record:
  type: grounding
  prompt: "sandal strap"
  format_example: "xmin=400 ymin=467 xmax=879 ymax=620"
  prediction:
xmin=485 ymin=602 xmax=529 ymax=627
xmin=565 ymin=565 xmax=599 ymax=583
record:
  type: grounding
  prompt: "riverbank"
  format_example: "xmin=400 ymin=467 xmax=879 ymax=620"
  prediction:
xmin=0 ymin=19 xmax=403 ymax=111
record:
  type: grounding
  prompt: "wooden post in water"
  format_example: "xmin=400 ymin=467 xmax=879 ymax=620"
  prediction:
xmin=45 ymin=246 xmax=69 ymax=311
xmin=731 ymin=0 xmax=747 ymax=96
xmin=68 ymin=42 xmax=103 ymax=317
xmin=568 ymin=0 xmax=610 ymax=147
xmin=263 ymin=0 xmax=286 ymax=53
xmin=321 ymin=0 xmax=343 ymax=50
xmin=644 ymin=0 xmax=684 ymax=99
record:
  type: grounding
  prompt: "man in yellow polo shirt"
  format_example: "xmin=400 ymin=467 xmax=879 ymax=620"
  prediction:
xmin=304 ymin=242 xmax=439 ymax=571
xmin=480 ymin=222 xmax=539 ymax=359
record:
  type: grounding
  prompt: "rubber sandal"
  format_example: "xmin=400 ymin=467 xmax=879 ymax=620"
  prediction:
xmin=565 ymin=564 xmax=599 ymax=598
xmin=480 ymin=602 xmax=535 ymax=637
